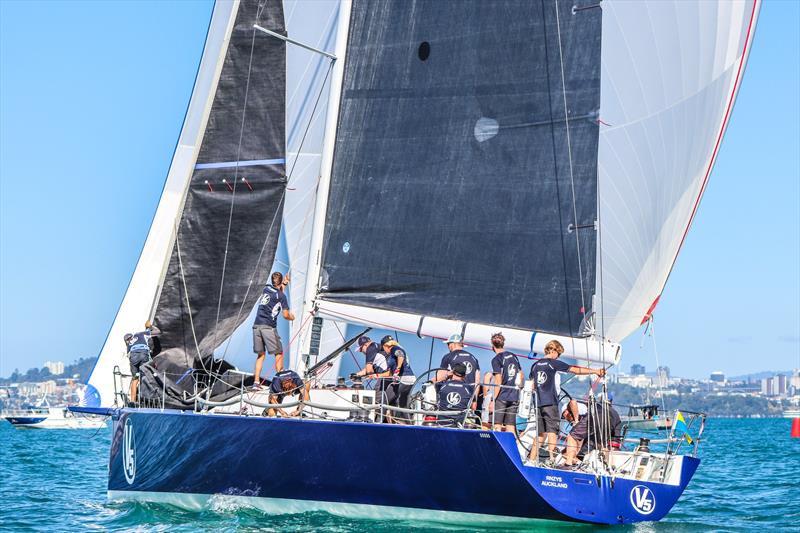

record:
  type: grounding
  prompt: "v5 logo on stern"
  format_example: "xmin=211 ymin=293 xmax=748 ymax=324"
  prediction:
xmin=630 ymin=485 xmax=656 ymax=515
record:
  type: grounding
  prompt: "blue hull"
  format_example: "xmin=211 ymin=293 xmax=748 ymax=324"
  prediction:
xmin=6 ymin=417 xmax=47 ymax=426
xmin=107 ymin=409 xmax=698 ymax=525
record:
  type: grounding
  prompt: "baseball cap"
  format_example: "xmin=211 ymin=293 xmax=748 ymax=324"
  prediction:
xmin=357 ymin=336 xmax=370 ymax=347
xmin=123 ymin=333 xmax=133 ymax=343
xmin=380 ymin=335 xmax=395 ymax=346
xmin=452 ymin=363 xmax=467 ymax=377
xmin=443 ymin=334 xmax=463 ymax=344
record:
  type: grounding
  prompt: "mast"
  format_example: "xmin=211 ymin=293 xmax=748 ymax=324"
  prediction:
xmin=296 ymin=0 xmax=352 ymax=375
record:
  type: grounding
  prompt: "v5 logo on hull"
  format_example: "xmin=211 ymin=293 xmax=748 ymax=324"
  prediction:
xmin=630 ymin=485 xmax=655 ymax=515
xmin=123 ymin=418 xmax=136 ymax=484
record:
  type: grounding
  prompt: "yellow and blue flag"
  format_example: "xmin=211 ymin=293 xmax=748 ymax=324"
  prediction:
xmin=674 ymin=411 xmax=693 ymax=444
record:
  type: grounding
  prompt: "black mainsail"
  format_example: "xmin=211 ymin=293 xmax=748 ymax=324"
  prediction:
xmin=317 ymin=0 xmax=601 ymax=338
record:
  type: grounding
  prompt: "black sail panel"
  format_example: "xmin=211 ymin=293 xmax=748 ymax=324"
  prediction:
xmin=318 ymin=0 xmax=601 ymax=337
xmin=155 ymin=0 xmax=286 ymax=362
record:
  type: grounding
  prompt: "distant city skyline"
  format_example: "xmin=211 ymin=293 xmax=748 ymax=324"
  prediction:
xmin=1 ymin=1 xmax=798 ymax=380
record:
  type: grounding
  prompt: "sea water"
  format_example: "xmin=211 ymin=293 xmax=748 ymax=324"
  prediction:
xmin=0 ymin=418 xmax=797 ymax=532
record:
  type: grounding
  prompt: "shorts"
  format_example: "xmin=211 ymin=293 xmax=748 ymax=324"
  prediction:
xmin=253 ymin=325 xmax=282 ymax=354
xmin=128 ymin=350 xmax=150 ymax=378
xmin=570 ymin=415 xmax=588 ymax=441
xmin=495 ymin=400 xmax=519 ymax=426
xmin=537 ymin=404 xmax=560 ymax=434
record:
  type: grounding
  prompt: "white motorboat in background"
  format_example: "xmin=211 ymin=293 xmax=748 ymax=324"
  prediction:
xmin=1 ymin=397 xmax=106 ymax=429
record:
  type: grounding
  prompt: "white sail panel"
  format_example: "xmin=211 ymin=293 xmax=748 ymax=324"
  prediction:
xmin=316 ymin=301 xmax=621 ymax=366
xmin=84 ymin=1 xmax=239 ymax=407
xmin=596 ymin=0 xmax=760 ymax=341
xmin=282 ymin=0 xmax=341 ymax=371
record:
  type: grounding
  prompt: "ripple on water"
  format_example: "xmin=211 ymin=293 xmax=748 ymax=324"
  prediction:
xmin=0 ymin=419 xmax=798 ymax=532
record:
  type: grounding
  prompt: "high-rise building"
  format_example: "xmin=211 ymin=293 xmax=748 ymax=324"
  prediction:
xmin=776 ymin=374 xmax=787 ymax=396
xmin=656 ymin=366 xmax=670 ymax=387
xmin=630 ymin=364 xmax=646 ymax=376
xmin=710 ymin=371 xmax=725 ymax=383
xmin=43 ymin=361 xmax=65 ymax=376
xmin=761 ymin=377 xmax=774 ymax=396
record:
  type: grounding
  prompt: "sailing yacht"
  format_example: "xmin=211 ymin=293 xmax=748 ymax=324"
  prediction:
xmin=73 ymin=0 xmax=760 ymax=525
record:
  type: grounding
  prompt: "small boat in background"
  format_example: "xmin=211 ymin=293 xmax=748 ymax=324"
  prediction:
xmin=783 ymin=407 xmax=800 ymax=419
xmin=622 ymin=405 xmax=673 ymax=431
xmin=1 ymin=397 xmax=106 ymax=429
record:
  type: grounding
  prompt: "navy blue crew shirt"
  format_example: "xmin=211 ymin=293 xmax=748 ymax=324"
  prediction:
xmin=436 ymin=380 xmax=472 ymax=414
xmin=269 ymin=370 xmax=303 ymax=398
xmin=529 ymin=358 xmax=570 ymax=407
xmin=491 ymin=351 xmax=522 ymax=403
xmin=440 ymin=349 xmax=480 ymax=384
xmin=254 ymin=285 xmax=288 ymax=327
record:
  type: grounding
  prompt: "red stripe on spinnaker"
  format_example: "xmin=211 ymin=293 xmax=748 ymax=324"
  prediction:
xmin=641 ymin=0 xmax=759 ymax=326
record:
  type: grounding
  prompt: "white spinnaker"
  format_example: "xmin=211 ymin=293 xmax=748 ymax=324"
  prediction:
xmin=84 ymin=1 xmax=239 ymax=407
xmin=596 ymin=0 xmax=760 ymax=342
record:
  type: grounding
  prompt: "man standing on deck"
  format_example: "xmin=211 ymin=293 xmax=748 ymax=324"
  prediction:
xmin=124 ymin=320 xmax=161 ymax=403
xmin=489 ymin=332 xmax=522 ymax=433
xmin=434 ymin=334 xmax=480 ymax=396
xmin=528 ymin=340 xmax=605 ymax=463
xmin=253 ymin=272 xmax=294 ymax=386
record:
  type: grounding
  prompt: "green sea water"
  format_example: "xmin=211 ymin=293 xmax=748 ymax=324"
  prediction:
xmin=0 ymin=418 xmax=798 ymax=532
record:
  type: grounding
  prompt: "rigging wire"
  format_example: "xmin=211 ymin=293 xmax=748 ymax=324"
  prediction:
xmin=212 ymin=22 xmax=261 ymax=351
xmin=553 ymin=0 xmax=588 ymax=324
xmin=174 ymin=226 xmax=208 ymax=374
xmin=648 ymin=317 xmax=669 ymax=436
xmin=552 ymin=1 xmax=605 ymax=424
xmin=539 ymin=0 xmax=582 ymax=360
xmin=202 ymin=55 xmax=334 ymax=392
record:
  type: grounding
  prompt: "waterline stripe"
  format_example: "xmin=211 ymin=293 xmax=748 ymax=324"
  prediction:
xmin=195 ymin=158 xmax=285 ymax=169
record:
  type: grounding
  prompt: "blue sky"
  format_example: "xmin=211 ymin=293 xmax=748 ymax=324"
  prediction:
xmin=1 ymin=0 xmax=798 ymax=380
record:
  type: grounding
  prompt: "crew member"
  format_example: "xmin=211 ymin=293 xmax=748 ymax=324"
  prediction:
xmin=563 ymin=396 xmax=621 ymax=466
xmin=489 ymin=332 xmax=522 ymax=433
xmin=253 ymin=272 xmax=294 ymax=385
xmin=382 ymin=335 xmax=416 ymax=423
xmin=360 ymin=340 xmax=394 ymax=421
xmin=528 ymin=340 xmax=605 ymax=463
xmin=267 ymin=369 xmax=309 ymax=417
xmin=435 ymin=334 xmax=480 ymax=399
xmin=350 ymin=335 xmax=381 ymax=380
xmin=436 ymin=363 xmax=472 ymax=426
xmin=124 ymin=320 xmax=161 ymax=403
